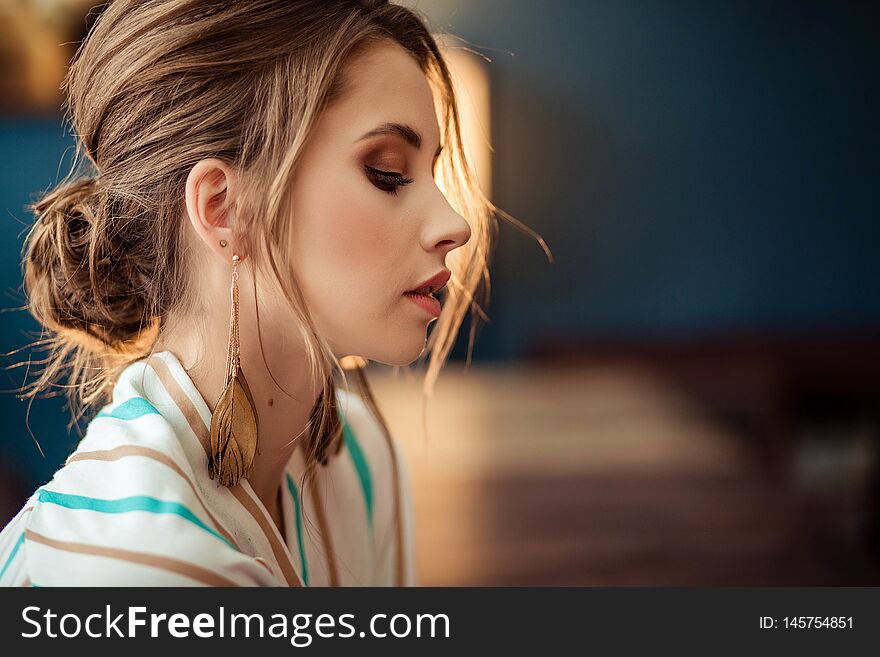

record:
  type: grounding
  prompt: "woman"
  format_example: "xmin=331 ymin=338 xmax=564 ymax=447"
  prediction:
xmin=0 ymin=0 xmax=507 ymax=586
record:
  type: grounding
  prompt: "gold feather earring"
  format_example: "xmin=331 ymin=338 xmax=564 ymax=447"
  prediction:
xmin=208 ymin=253 xmax=259 ymax=487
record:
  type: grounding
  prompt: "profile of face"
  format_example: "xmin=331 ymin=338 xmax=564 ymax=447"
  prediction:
xmin=286 ymin=40 xmax=472 ymax=365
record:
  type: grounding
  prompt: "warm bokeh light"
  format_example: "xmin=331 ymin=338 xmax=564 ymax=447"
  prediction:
xmin=437 ymin=37 xmax=493 ymax=199
xmin=0 ymin=0 xmax=98 ymax=113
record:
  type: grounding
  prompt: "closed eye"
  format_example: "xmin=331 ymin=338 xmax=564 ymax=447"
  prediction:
xmin=364 ymin=164 xmax=414 ymax=196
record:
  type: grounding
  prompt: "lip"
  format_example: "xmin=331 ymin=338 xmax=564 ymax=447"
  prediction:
xmin=405 ymin=269 xmax=451 ymax=295
xmin=403 ymin=290 xmax=441 ymax=318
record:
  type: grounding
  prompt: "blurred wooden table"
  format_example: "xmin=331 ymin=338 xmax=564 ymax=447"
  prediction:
xmin=367 ymin=360 xmax=880 ymax=585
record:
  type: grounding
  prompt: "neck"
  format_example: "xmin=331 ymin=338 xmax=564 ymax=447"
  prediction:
xmin=156 ymin=313 xmax=323 ymax=522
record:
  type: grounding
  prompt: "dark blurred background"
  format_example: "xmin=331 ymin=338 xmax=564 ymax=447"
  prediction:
xmin=0 ymin=0 xmax=878 ymax=585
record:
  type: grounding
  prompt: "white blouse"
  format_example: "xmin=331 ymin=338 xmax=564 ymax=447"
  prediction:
xmin=0 ymin=350 xmax=417 ymax=586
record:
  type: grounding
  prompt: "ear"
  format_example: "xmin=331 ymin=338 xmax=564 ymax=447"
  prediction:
xmin=184 ymin=158 xmax=248 ymax=262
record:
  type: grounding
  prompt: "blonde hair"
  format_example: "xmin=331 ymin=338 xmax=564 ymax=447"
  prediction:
xmin=16 ymin=0 xmax=550 ymax=476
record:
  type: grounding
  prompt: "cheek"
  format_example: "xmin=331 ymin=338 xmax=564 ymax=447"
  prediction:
xmin=291 ymin=180 xmax=402 ymax=319
xmin=332 ymin=200 xmax=388 ymax=266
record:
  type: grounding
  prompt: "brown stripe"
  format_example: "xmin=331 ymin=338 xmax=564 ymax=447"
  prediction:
xmin=230 ymin=485 xmax=302 ymax=587
xmin=67 ymin=446 xmax=241 ymax=552
xmin=148 ymin=356 xmax=212 ymax=454
xmin=354 ymin=366 xmax=405 ymax=586
xmin=308 ymin=475 xmax=340 ymax=586
xmin=24 ymin=529 xmax=238 ymax=587
xmin=148 ymin=355 xmax=303 ymax=587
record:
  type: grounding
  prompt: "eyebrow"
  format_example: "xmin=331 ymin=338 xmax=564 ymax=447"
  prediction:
xmin=356 ymin=121 xmax=444 ymax=166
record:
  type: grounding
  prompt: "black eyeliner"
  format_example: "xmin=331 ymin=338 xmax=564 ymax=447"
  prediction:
xmin=364 ymin=164 xmax=413 ymax=195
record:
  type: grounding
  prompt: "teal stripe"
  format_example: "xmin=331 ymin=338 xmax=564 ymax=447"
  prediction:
xmin=96 ymin=397 xmax=160 ymax=420
xmin=285 ymin=473 xmax=309 ymax=586
xmin=342 ymin=420 xmax=373 ymax=529
xmin=36 ymin=488 xmax=235 ymax=551
xmin=0 ymin=532 xmax=25 ymax=580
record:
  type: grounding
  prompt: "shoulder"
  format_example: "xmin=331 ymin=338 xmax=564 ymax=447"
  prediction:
xmin=42 ymin=392 xmax=201 ymax=529
xmin=3 ymin=407 xmax=267 ymax=586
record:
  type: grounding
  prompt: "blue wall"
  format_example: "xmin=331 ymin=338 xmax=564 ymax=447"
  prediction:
xmin=411 ymin=0 xmax=880 ymax=358
xmin=0 ymin=118 xmax=82 ymax=486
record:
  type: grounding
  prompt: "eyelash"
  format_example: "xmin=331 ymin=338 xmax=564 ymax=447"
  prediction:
xmin=364 ymin=164 xmax=414 ymax=196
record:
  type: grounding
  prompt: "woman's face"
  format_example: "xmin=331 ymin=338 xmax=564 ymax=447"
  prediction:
xmin=287 ymin=40 xmax=471 ymax=365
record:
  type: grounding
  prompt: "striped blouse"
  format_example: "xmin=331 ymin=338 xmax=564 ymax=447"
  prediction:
xmin=0 ymin=350 xmax=417 ymax=586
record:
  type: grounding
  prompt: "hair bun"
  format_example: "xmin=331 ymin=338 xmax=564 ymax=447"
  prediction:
xmin=29 ymin=177 xmax=102 ymax=277
xmin=35 ymin=176 xmax=99 ymax=232
xmin=25 ymin=175 xmax=152 ymax=354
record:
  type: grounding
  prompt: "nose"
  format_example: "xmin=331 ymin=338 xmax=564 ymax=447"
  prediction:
xmin=423 ymin=188 xmax=472 ymax=255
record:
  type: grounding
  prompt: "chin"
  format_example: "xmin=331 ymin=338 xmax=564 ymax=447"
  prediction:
xmin=362 ymin=333 xmax=429 ymax=367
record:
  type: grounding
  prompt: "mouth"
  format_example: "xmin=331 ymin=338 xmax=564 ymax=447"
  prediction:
xmin=402 ymin=269 xmax=450 ymax=319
